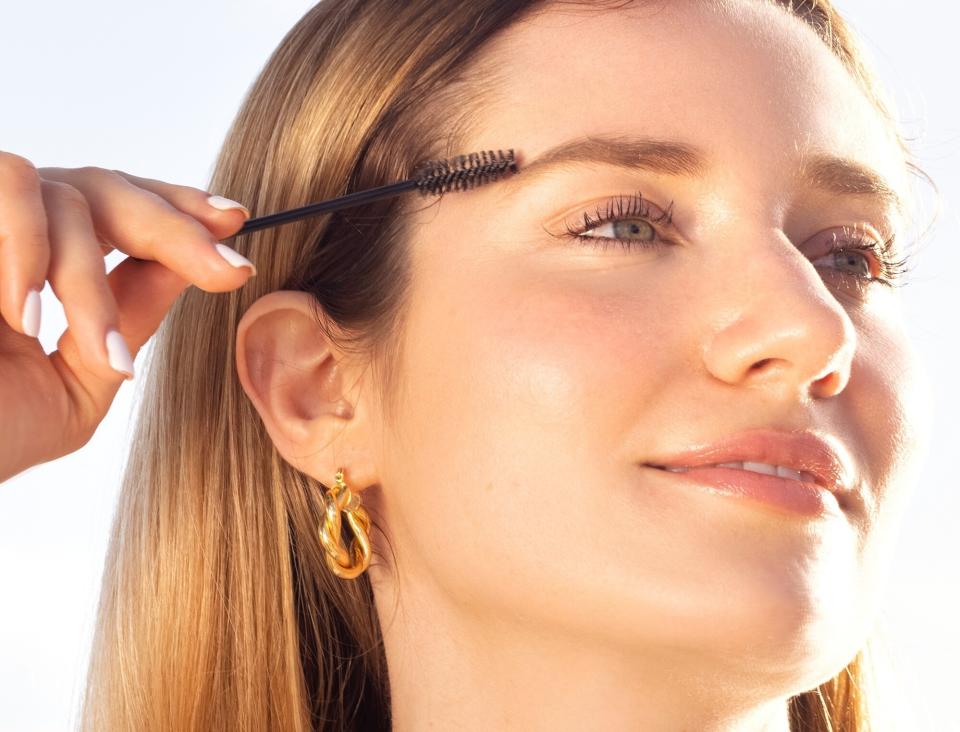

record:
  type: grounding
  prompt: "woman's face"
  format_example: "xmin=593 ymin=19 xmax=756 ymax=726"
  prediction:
xmin=370 ymin=0 xmax=932 ymax=702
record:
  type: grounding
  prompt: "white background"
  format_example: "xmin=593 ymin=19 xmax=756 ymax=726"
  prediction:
xmin=1 ymin=1 xmax=957 ymax=730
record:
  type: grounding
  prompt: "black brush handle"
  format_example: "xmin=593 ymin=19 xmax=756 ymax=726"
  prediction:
xmin=232 ymin=179 xmax=419 ymax=236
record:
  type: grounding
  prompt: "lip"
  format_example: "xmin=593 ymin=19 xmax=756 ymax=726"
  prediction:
xmin=642 ymin=427 xmax=858 ymax=511
xmin=642 ymin=464 xmax=845 ymax=518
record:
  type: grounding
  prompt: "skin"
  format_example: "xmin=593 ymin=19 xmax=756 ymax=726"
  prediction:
xmin=0 ymin=161 xmax=254 ymax=484
xmin=236 ymin=1 xmax=934 ymax=730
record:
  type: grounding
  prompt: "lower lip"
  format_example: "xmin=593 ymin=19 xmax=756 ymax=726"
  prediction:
xmin=644 ymin=465 xmax=844 ymax=518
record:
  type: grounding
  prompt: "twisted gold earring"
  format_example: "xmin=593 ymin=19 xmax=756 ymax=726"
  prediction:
xmin=318 ymin=468 xmax=372 ymax=579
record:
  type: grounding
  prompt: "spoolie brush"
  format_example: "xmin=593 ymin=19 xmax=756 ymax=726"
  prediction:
xmin=229 ymin=149 xmax=518 ymax=237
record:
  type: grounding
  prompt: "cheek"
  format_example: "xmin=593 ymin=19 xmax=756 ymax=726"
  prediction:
xmin=454 ymin=281 xmax=664 ymax=451
xmin=386 ymin=275 xmax=666 ymax=588
xmin=844 ymin=312 xmax=933 ymax=578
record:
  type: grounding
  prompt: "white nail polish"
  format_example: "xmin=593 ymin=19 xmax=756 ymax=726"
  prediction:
xmin=207 ymin=195 xmax=250 ymax=216
xmin=214 ymin=243 xmax=257 ymax=275
xmin=22 ymin=288 xmax=41 ymax=338
xmin=105 ymin=329 xmax=135 ymax=379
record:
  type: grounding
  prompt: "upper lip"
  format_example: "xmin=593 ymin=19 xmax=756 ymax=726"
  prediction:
xmin=643 ymin=427 xmax=857 ymax=504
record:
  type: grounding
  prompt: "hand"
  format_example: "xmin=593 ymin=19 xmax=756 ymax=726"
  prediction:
xmin=0 ymin=151 xmax=257 ymax=483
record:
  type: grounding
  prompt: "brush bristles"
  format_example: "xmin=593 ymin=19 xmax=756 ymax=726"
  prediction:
xmin=414 ymin=149 xmax=518 ymax=196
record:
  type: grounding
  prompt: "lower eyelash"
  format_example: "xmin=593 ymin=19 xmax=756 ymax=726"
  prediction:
xmin=564 ymin=193 xmax=916 ymax=288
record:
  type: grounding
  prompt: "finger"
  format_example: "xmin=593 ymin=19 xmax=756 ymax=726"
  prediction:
xmin=41 ymin=179 xmax=129 ymax=381
xmin=37 ymin=166 xmax=256 ymax=293
xmin=111 ymin=169 xmax=252 ymax=240
xmin=44 ymin=166 xmax=252 ymax=242
xmin=49 ymin=256 xmax=189 ymax=429
xmin=0 ymin=152 xmax=50 ymax=339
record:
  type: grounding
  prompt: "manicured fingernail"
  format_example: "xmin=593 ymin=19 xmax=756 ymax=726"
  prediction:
xmin=105 ymin=328 xmax=134 ymax=379
xmin=214 ymin=243 xmax=257 ymax=276
xmin=22 ymin=288 xmax=41 ymax=338
xmin=207 ymin=195 xmax=251 ymax=217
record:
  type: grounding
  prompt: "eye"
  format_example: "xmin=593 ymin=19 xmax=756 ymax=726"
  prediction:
xmin=579 ymin=218 xmax=657 ymax=245
xmin=560 ymin=191 xmax=675 ymax=252
xmin=807 ymin=225 xmax=914 ymax=289
xmin=555 ymin=195 xmax=916 ymax=289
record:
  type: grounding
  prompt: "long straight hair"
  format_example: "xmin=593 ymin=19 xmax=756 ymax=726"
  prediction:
xmin=80 ymin=1 xmax=924 ymax=729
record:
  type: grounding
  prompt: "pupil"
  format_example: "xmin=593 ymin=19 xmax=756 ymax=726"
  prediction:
xmin=837 ymin=252 xmax=870 ymax=276
xmin=614 ymin=220 xmax=653 ymax=240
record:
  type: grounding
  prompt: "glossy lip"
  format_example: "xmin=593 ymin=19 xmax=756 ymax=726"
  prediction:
xmin=642 ymin=427 xmax=858 ymax=512
xmin=641 ymin=463 xmax=844 ymax=518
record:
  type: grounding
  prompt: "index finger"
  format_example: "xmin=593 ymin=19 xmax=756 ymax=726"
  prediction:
xmin=110 ymin=169 xmax=253 ymax=238
xmin=38 ymin=166 xmax=256 ymax=292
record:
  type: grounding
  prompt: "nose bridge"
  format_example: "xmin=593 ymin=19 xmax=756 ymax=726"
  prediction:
xmin=733 ymin=224 xmax=814 ymax=292
xmin=701 ymin=222 xmax=858 ymax=397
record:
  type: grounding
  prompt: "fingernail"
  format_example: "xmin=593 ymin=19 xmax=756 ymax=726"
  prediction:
xmin=22 ymin=288 xmax=41 ymax=338
xmin=214 ymin=243 xmax=257 ymax=276
xmin=105 ymin=328 xmax=135 ymax=380
xmin=207 ymin=195 xmax=251 ymax=217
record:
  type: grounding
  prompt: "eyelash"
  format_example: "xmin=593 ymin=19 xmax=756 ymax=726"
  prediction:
xmin=562 ymin=191 xmax=916 ymax=289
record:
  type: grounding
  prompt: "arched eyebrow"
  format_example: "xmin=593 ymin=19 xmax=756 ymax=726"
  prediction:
xmin=499 ymin=133 xmax=904 ymax=216
xmin=508 ymin=134 xmax=707 ymax=181
xmin=797 ymin=152 xmax=904 ymax=216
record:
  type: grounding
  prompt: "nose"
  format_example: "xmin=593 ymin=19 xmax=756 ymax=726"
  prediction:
xmin=701 ymin=227 xmax=857 ymax=401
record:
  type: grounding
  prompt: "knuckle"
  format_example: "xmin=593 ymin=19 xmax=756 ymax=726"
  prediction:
xmin=0 ymin=152 xmax=41 ymax=192
xmin=74 ymin=164 xmax=114 ymax=180
xmin=0 ymin=151 xmax=38 ymax=176
xmin=69 ymin=165 xmax=127 ymax=190
xmin=61 ymin=165 xmax=127 ymax=188
xmin=44 ymin=180 xmax=91 ymax=216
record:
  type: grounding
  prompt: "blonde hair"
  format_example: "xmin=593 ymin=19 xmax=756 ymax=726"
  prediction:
xmin=79 ymin=1 xmax=926 ymax=729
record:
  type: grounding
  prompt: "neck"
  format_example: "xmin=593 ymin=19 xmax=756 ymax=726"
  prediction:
xmin=372 ymin=570 xmax=795 ymax=732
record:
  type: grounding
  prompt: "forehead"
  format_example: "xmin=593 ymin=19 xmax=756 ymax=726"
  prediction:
xmin=462 ymin=0 xmax=906 ymax=196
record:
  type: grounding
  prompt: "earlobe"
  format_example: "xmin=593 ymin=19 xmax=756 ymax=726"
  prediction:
xmin=234 ymin=290 xmax=356 ymax=474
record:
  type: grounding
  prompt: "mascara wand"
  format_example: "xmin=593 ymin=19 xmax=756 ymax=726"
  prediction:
xmin=229 ymin=149 xmax=518 ymax=237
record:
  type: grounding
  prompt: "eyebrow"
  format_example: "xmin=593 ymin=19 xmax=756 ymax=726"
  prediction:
xmin=500 ymin=134 xmax=904 ymax=216
xmin=797 ymin=154 xmax=904 ymax=215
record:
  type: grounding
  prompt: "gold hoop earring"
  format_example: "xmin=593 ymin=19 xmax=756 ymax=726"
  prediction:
xmin=318 ymin=468 xmax=372 ymax=579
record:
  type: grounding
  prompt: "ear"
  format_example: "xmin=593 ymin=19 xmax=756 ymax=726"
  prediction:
xmin=235 ymin=290 xmax=379 ymax=489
